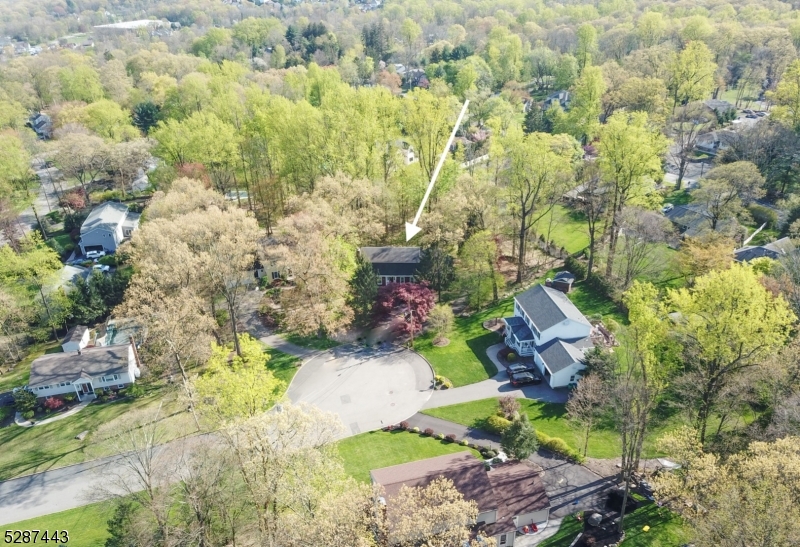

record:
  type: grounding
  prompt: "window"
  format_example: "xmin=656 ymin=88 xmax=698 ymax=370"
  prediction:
xmin=271 ymin=271 xmax=280 ymax=280
xmin=570 ymin=375 xmax=575 ymax=382
xmin=118 ymin=384 xmax=125 ymax=389
xmin=499 ymin=534 xmax=507 ymax=545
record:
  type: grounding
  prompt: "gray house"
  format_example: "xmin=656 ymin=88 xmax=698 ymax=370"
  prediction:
xmin=79 ymin=202 xmax=140 ymax=255
xmin=360 ymin=246 xmax=421 ymax=285
xmin=734 ymin=237 xmax=793 ymax=262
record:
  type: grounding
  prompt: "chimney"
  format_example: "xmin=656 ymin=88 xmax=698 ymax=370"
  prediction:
xmin=129 ymin=335 xmax=142 ymax=369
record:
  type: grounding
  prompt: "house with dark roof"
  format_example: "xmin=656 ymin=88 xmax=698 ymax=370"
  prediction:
xmin=734 ymin=237 xmax=793 ymax=262
xmin=79 ymin=202 xmax=141 ymax=255
xmin=27 ymin=112 xmax=52 ymax=139
xmin=371 ymin=452 xmax=550 ymax=546
xmin=543 ymin=90 xmax=570 ymax=111
xmin=664 ymin=204 xmax=736 ymax=238
xmin=502 ymin=284 xmax=593 ymax=388
xmin=28 ymin=342 xmax=141 ymax=401
xmin=360 ymin=247 xmax=421 ymax=286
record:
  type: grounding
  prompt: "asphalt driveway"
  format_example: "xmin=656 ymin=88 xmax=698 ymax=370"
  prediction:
xmin=287 ymin=345 xmax=434 ymax=437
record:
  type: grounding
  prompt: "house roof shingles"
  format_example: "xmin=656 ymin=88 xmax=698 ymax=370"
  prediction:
xmin=371 ymin=453 xmax=550 ymax=538
xmin=28 ymin=345 xmax=131 ymax=389
xmin=504 ymin=316 xmax=535 ymax=341
xmin=80 ymin=202 xmax=131 ymax=235
xmin=360 ymin=246 xmax=421 ymax=277
xmin=515 ymin=284 xmax=591 ymax=333
xmin=62 ymin=325 xmax=88 ymax=345
xmin=734 ymin=237 xmax=793 ymax=262
xmin=536 ymin=337 xmax=592 ymax=374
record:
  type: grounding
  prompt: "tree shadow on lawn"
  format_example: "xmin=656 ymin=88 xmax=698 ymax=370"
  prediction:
xmin=465 ymin=332 xmax=502 ymax=378
xmin=0 ymin=446 xmax=86 ymax=481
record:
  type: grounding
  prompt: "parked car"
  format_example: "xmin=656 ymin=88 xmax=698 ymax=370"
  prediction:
xmin=85 ymin=250 xmax=106 ymax=259
xmin=92 ymin=264 xmax=111 ymax=273
xmin=507 ymin=363 xmax=534 ymax=376
xmin=510 ymin=371 xmax=543 ymax=386
xmin=661 ymin=203 xmax=674 ymax=213
xmin=746 ymin=114 xmax=758 ymax=119
xmin=756 ymin=111 xmax=767 ymax=117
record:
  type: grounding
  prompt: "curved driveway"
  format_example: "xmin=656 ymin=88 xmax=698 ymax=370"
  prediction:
xmin=287 ymin=345 xmax=433 ymax=437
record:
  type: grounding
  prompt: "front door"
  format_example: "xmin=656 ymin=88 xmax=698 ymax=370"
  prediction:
xmin=81 ymin=383 xmax=89 ymax=394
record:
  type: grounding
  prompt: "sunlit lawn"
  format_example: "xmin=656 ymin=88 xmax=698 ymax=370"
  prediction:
xmin=265 ymin=346 xmax=300 ymax=394
xmin=533 ymin=205 xmax=590 ymax=255
xmin=0 ymin=340 xmax=62 ymax=393
xmin=338 ymin=429 xmax=480 ymax=483
xmin=0 ymin=501 xmax=115 ymax=547
xmin=415 ymin=298 xmax=511 ymax=386
xmin=0 ymin=388 xmax=195 ymax=481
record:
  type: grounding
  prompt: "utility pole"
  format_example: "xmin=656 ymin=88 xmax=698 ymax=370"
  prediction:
xmin=32 ymin=205 xmax=48 ymax=241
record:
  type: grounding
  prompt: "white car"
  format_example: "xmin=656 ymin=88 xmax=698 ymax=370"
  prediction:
xmin=661 ymin=203 xmax=674 ymax=214
xmin=92 ymin=264 xmax=111 ymax=273
xmin=85 ymin=250 xmax=106 ymax=259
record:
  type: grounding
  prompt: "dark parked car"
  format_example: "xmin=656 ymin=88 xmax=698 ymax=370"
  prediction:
xmin=507 ymin=363 xmax=534 ymax=376
xmin=510 ymin=371 xmax=542 ymax=386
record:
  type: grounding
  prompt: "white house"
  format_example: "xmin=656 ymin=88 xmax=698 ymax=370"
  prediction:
xmin=502 ymin=284 xmax=594 ymax=388
xmin=61 ymin=325 xmax=89 ymax=353
xmin=371 ymin=452 xmax=550 ymax=546
xmin=27 ymin=343 xmax=141 ymax=401
xmin=78 ymin=202 xmax=141 ymax=256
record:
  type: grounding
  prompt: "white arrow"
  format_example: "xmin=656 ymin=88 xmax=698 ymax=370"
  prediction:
xmin=405 ymin=99 xmax=470 ymax=241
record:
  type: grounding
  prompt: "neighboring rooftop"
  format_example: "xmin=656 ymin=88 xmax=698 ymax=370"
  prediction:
xmin=734 ymin=237 xmax=794 ymax=262
xmin=80 ymin=202 xmax=130 ymax=235
xmin=62 ymin=325 xmax=88 ymax=345
xmin=664 ymin=204 xmax=735 ymax=238
xmin=29 ymin=345 xmax=131 ymax=388
xmin=486 ymin=461 xmax=550 ymax=529
xmin=93 ymin=20 xmax=164 ymax=30
xmin=515 ymin=284 xmax=591 ymax=333
xmin=360 ymin=246 xmax=421 ymax=277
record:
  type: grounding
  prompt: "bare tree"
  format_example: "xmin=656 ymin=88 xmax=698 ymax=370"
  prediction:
xmin=615 ymin=207 xmax=673 ymax=288
xmin=566 ymin=374 xmax=605 ymax=457
xmin=667 ymin=103 xmax=713 ymax=190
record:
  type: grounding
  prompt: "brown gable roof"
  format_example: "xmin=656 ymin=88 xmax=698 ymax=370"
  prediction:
xmin=370 ymin=452 xmax=499 ymax=512
xmin=29 ymin=345 xmax=131 ymax=389
xmin=488 ymin=461 xmax=550 ymax=517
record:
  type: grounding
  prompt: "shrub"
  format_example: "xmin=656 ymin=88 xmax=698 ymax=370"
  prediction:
xmin=506 ymin=352 xmax=517 ymax=362
xmin=424 ymin=428 xmax=434 ymax=436
xmin=481 ymin=449 xmax=498 ymax=459
xmin=411 ymin=426 xmax=420 ymax=433
xmin=384 ymin=424 xmax=395 ymax=431
xmin=499 ymin=396 xmax=521 ymax=419
xmin=460 ymin=439 xmax=469 ymax=446
xmin=748 ymin=204 xmax=778 ymax=229
xmin=486 ymin=414 xmax=512 ymax=434
xmin=536 ymin=431 xmax=585 ymax=463
xmin=434 ymin=375 xmax=454 ymax=389
xmin=44 ymin=397 xmax=64 ymax=411
xmin=64 ymin=393 xmax=76 ymax=403
xmin=399 ymin=421 xmax=409 ymax=430
xmin=22 ymin=410 xmax=34 ymax=420
xmin=435 ymin=433 xmax=445 ymax=440
xmin=446 ymin=434 xmax=457 ymax=443
xmin=126 ymin=383 xmax=145 ymax=398
xmin=13 ymin=389 xmax=37 ymax=412
xmin=564 ymin=255 xmax=588 ymax=280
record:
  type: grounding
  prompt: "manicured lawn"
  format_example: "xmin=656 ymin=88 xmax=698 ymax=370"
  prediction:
xmin=423 ymin=398 xmax=622 ymax=460
xmin=338 ymin=429 xmax=480 ymax=483
xmin=566 ymin=283 xmax=627 ymax=325
xmin=0 ymin=501 xmax=115 ymax=547
xmin=663 ymin=188 xmax=693 ymax=206
xmin=533 ymin=205 xmax=590 ymax=254
xmin=265 ymin=346 xmax=300 ymax=392
xmin=415 ymin=298 xmax=511 ymax=386
xmin=0 ymin=389 xmax=195 ymax=481
xmin=539 ymin=501 xmax=690 ymax=547
xmin=283 ymin=333 xmax=339 ymax=350
xmin=0 ymin=341 xmax=63 ymax=393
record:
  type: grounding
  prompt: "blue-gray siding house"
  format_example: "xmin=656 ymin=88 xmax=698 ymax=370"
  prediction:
xmin=79 ymin=202 xmax=140 ymax=255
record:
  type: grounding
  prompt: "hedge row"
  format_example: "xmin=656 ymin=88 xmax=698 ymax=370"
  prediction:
xmin=536 ymin=431 xmax=585 ymax=463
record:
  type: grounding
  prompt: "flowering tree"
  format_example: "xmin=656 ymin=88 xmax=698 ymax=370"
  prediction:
xmin=374 ymin=282 xmax=435 ymax=337
xmin=59 ymin=189 xmax=86 ymax=211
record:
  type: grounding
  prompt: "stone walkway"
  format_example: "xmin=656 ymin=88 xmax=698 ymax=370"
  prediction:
xmin=422 ymin=343 xmax=570 ymax=409
xmin=14 ymin=396 xmax=95 ymax=428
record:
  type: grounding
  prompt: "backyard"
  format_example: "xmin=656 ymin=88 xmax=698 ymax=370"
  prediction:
xmin=539 ymin=498 xmax=690 ymax=547
xmin=533 ymin=205 xmax=591 ymax=255
xmin=0 ymin=340 xmax=62 ymax=393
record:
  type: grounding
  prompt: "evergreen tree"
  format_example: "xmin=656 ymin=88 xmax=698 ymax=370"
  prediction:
xmin=105 ymin=500 xmax=139 ymax=547
xmin=349 ymin=254 xmax=378 ymax=323
xmin=523 ymin=106 xmax=550 ymax=134
xmin=501 ymin=413 xmax=539 ymax=460
xmin=417 ymin=245 xmax=455 ymax=298
xmin=132 ymin=102 xmax=161 ymax=135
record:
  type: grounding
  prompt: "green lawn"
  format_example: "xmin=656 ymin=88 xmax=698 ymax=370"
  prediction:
xmin=539 ymin=501 xmax=690 ymax=547
xmin=0 ymin=501 xmax=115 ymax=547
xmin=424 ymin=398 xmax=622 ymax=460
xmin=338 ymin=429 xmax=481 ymax=483
xmin=533 ymin=205 xmax=590 ymax=254
xmin=265 ymin=346 xmax=300 ymax=393
xmin=566 ymin=283 xmax=627 ymax=325
xmin=415 ymin=298 xmax=511 ymax=386
xmin=663 ymin=188 xmax=693 ymax=206
xmin=0 ymin=390 xmax=195 ymax=481
xmin=0 ymin=341 xmax=63 ymax=393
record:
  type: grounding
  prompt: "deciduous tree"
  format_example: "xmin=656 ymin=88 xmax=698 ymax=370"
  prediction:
xmin=566 ymin=374 xmax=605 ymax=457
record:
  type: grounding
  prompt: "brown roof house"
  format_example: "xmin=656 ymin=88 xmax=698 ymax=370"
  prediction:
xmin=371 ymin=452 xmax=550 ymax=546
